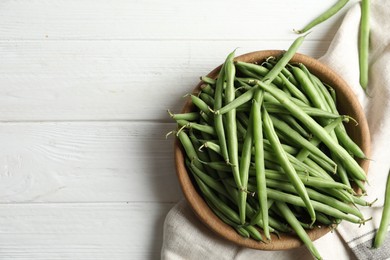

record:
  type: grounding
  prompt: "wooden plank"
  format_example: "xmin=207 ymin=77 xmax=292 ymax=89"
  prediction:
xmin=0 ymin=40 xmax=330 ymax=121
xmin=0 ymin=122 xmax=182 ymax=203
xmin=0 ymin=0 xmax=357 ymax=40
xmin=0 ymin=202 xmax=175 ymax=260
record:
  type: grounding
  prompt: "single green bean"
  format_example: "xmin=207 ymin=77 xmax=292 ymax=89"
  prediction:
xmin=200 ymin=83 xmax=215 ymax=96
xmin=199 ymin=93 xmax=215 ymax=108
xmin=224 ymin=50 xmax=245 ymax=223
xmin=264 ymin=102 xmax=340 ymax=119
xmin=201 ymin=76 xmax=216 ymax=85
xmin=190 ymin=95 xmax=212 ymax=115
xmin=243 ymin=225 xmax=263 ymax=242
xmin=168 ymin=110 xmax=199 ymax=121
xmin=359 ymin=0 xmax=370 ymax=90
xmin=252 ymin=90 xmax=269 ymax=239
xmin=238 ymin=99 xmax=254 ymax=228
xmin=177 ymin=120 xmax=216 ymax=136
xmin=374 ymin=170 xmax=390 ymax=248
xmin=295 ymin=0 xmax=349 ymax=34
xmin=214 ymin=61 xmax=229 ymax=163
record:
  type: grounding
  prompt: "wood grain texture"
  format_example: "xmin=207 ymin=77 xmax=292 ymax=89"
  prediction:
xmin=0 ymin=202 xmax=174 ymax=260
xmin=0 ymin=40 xmax=330 ymax=121
xmin=0 ymin=0 xmax=357 ymax=40
xmin=0 ymin=122 xmax=181 ymax=203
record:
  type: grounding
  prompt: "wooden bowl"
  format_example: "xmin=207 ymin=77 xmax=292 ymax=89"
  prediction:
xmin=174 ymin=50 xmax=371 ymax=250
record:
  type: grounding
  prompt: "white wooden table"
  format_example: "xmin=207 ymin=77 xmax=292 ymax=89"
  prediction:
xmin=0 ymin=1 xmax=360 ymax=259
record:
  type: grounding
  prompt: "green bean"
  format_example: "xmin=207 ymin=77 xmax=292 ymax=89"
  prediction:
xmin=236 ymin=118 xmax=247 ymax=139
xmin=292 ymin=66 xmax=327 ymax=111
xmin=243 ymin=225 xmax=264 ymax=242
xmin=353 ymin=177 xmax=367 ymax=194
xmin=214 ymin=60 xmax=229 ymax=163
xmin=199 ymin=93 xmax=215 ymax=108
xmin=359 ymin=0 xmax=370 ymax=90
xmin=255 ymin=80 xmax=367 ymax=181
xmin=201 ymin=76 xmax=216 ymax=85
xmin=275 ymin=201 xmax=322 ymax=259
xmin=353 ymin=196 xmax=374 ymax=207
xmin=266 ymin=58 xmax=300 ymax=86
xmin=190 ymin=95 xmax=212 ymax=115
xmin=168 ymin=110 xmax=199 ymax=121
xmin=374 ymin=170 xmax=390 ymax=248
xmin=200 ymin=141 xmax=221 ymax=155
xmin=252 ymin=90 xmax=270 ymax=239
xmin=316 ymin=212 xmax=335 ymax=226
xmin=295 ymin=0 xmax=349 ymax=34
xmin=263 ymin=108 xmax=316 ymax=224
xmin=238 ymin=99 xmax=254 ymax=227
xmin=264 ymin=35 xmax=306 ymax=84
xmin=200 ymin=83 xmax=215 ymax=96
xmin=177 ymin=130 xmax=203 ymax=170
xmin=334 ymin=156 xmax=351 ymax=188
xmin=264 ymin=102 xmax=340 ymax=119
xmin=224 ymin=50 xmax=245 ymax=224
xmin=199 ymin=111 xmax=213 ymax=125
xmin=177 ymin=120 xmax=216 ymax=136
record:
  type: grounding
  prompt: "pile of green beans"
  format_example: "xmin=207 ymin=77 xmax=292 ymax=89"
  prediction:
xmin=169 ymin=37 xmax=371 ymax=260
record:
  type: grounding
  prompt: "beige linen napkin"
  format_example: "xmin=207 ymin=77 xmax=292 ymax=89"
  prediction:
xmin=162 ymin=1 xmax=390 ymax=259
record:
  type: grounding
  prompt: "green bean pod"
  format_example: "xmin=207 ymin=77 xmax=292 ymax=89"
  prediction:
xmin=263 ymin=108 xmax=316 ymax=224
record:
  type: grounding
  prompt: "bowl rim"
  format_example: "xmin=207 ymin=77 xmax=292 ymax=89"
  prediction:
xmin=174 ymin=50 xmax=371 ymax=250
